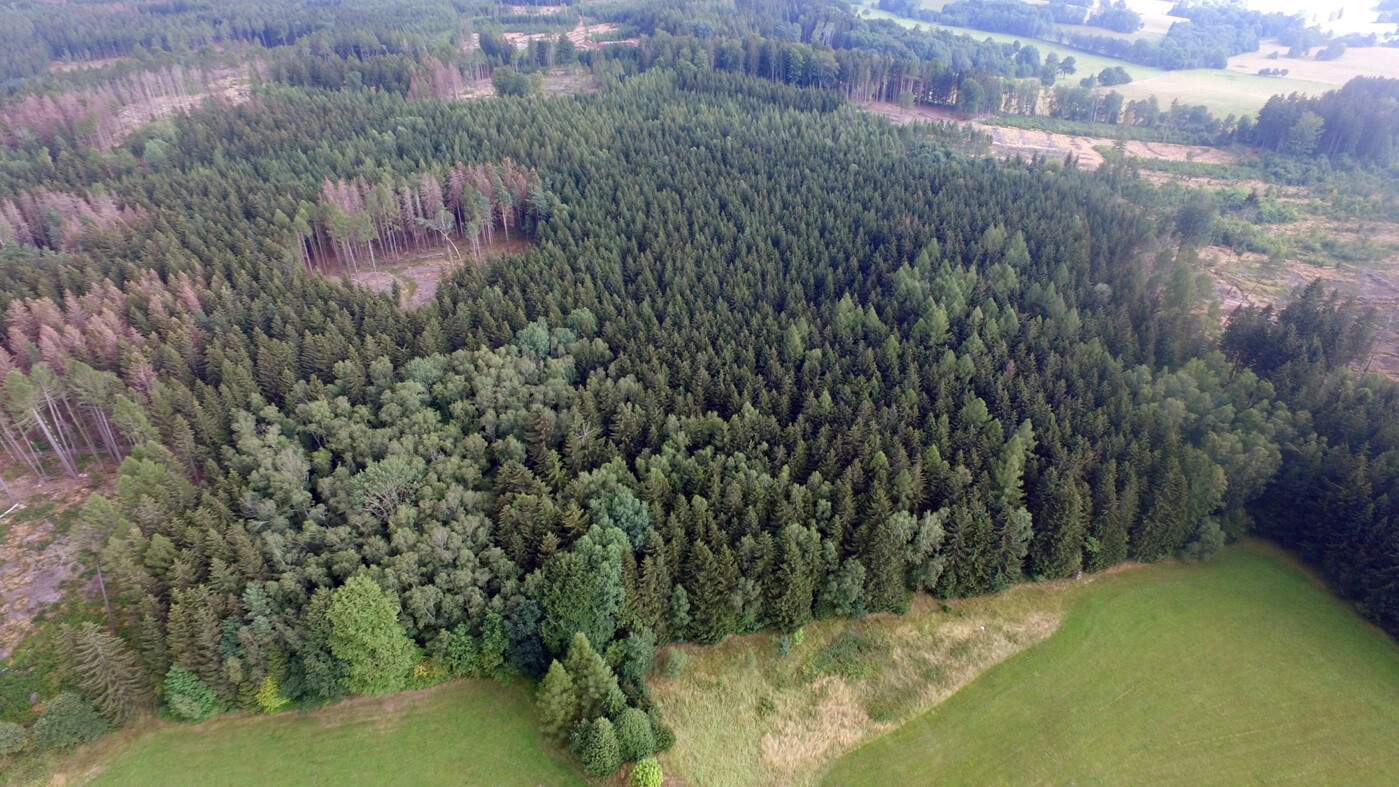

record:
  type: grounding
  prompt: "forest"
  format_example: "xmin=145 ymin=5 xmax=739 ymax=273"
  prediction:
xmin=0 ymin=0 xmax=1397 ymax=781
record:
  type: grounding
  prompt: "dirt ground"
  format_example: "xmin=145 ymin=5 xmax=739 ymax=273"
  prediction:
xmin=0 ymin=469 xmax=112 ymax=661
xmin=860 ymin=101 xmax=1235 ymax=170
xmin=1203 ymin=221 xmax=1399 ymax=378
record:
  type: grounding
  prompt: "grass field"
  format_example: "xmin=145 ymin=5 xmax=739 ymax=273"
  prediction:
xmin=67 ymin=680 xmax=584 ymax=786
xmin=1112 ymin=69 xmax=1337 ymax=118
xmin=824 ymin=542 xmax=1399 ymax=785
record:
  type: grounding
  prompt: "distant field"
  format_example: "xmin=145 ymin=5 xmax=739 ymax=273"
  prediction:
xmin=824 ymin=543 xmax=1399 ymax=785
xmin=853 ymin=1 xmax=1343 ymax=117
xmin=73 ymin=681 xmax=584 ymax=786
xmin=1113 ymin=69 xmax=1338 ymax=117
xmin=855 ymin=3 xmax=1166 ymax=83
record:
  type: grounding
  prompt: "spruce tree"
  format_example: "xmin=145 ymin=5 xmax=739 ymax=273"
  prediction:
xmin=536 ymin=660 xmax=579 ymax=742
xmin=563 ymin=633 xmax=623 ymax=720
xmin=60 ymin=622 xmax=150 ymax=725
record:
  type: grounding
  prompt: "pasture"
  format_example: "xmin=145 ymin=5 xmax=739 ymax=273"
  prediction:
xmin=67 ymin=681 xmax=583 ymax=786
xmin=824 ymin=543 xmax=1399 ymax=785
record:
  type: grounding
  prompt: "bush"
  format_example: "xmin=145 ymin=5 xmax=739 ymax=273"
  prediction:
xmin=648 ymin=709 xmax=676 ymax=753
xmin=164 ymin=665 xmax=220 ymax=722
xmin=255 ymin=677 xmax=293 ymax=714
xmin=0 ymin=721 xmax=27 ymax=756
xmin=614 ymin=707 xmax=655 ymax=762
xmin=631 ymin=757 xmax=663 ymax=787
xmin=661 ymin=649 xmax=688 ymax=680
xmin=31 ymin=694 xmax=108 ymax=749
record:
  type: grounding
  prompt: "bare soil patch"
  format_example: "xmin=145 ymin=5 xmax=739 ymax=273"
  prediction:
xmin=1203 ymin=225 xmax=1399 ymax=378
xmin=0 ymin=468 xmax=113 ymax=661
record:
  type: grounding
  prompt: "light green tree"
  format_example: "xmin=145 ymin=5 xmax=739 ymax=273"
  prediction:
xmin=327 ymin=576 xmax=416 ymax=696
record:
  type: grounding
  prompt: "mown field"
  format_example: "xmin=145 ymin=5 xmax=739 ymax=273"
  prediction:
xmin=824 ymin=542 xmax=1399 ymax=785
xmin=67 ymin=681 xmax=584 ymax=786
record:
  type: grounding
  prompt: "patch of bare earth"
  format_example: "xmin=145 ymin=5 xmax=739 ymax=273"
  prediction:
xmin=0 ymin=470 xmax=112 ymax=661
xmin=858 ymin=101 xmax=1235 ymax=170
xmin=1203 ymin=223 xmax=1399 ymax=378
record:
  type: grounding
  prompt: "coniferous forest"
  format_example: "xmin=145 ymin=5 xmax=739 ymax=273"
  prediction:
xmin=0 ymin=0 xmax=1398 ymax=778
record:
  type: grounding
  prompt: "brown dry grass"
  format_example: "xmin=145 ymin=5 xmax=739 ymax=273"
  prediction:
xmin=650 ymin=571 xmax=1137 ymax=787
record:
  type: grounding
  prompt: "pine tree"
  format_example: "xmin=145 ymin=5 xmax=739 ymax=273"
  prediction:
xmin=60 ymin=622 xmax=150 ymax=725
xmin=536 ymin=660 xmax=579 ymax=742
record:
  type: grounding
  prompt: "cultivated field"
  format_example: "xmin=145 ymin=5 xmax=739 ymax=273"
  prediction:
xmin=63 ymin=681 xmax=583 ymax=786
xmin=825 ymin=543 xmax=1399 ymax=785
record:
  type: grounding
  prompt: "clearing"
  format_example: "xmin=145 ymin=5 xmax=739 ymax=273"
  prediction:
xmin=861 ymin=101 xmax=1236 ymax=170
xmin=331 ymin=235 xmax=535 ymax=309
xmin=60 ymin=680 xmax=583 ymax=786
xmin=825 ymin=542 xmax=1399 ymax=785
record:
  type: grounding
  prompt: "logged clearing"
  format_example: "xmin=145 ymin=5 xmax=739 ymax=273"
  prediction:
xmin=64 ymin=680 xmax=583 ymax=786
xmin=338 ymin=235 xmax=535 ymax=309
xmin=860 ymin=101 xmax=1235 ymax=170
xmin=0 ymin=469 xmax=111 ymax=661
xmin=650 ymin=569 xmax=1121 ymax=786
xmin=825 ymin=542 xmax=1399 ymax=786
xmin=1203 ymin=214 xmax=1399 ymax=378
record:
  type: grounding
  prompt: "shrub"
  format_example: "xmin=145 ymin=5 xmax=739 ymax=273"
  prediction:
xmin=31 ymin=694 xmax=108 ymax=749
xmin=0 ymin=721 xmax=27 ymax=756
xmin=661 ymin=649 xmax=688 ymax=680
xmin=164 ymin=665 xmax=219 ymax=722
xmin=614 ymin=707 xmax=655 ymax=762
xmin=631 ymin=757 xmax=663 ymax=787
xmin=255 ymin=677 xmax=293 ymax=714
xmin=648 ymin=709 xmax=676 ymax=753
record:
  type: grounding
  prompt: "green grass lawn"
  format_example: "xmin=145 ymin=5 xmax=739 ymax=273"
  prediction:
xmin=824 ymin=542 xmax=1399 ymax=785
xmin=81 ymin=680 xmax=584 ymax=786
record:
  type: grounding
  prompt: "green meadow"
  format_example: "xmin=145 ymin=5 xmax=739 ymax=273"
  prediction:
xmin=825 ymin=543 xmax=1399 ymax=785
xmin=77 ymin=681 xmax=583 ymax=786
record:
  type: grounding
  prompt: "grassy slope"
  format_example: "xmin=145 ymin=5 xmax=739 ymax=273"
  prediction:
xmin=80 ymin=680 xmax=584 ymax=786
xmin=824 ymin=543 xmax=1399 ymax=785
